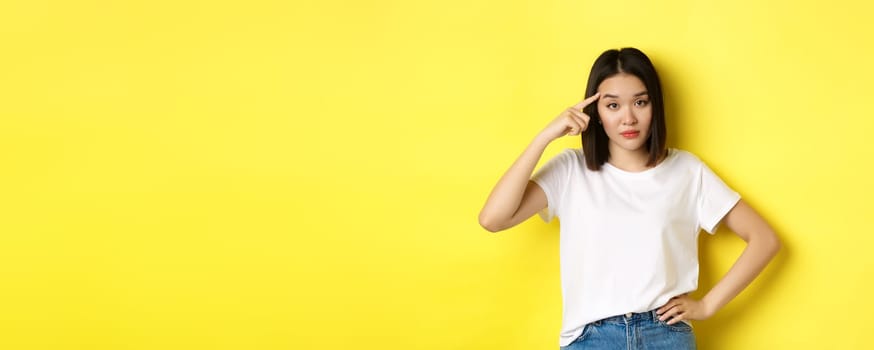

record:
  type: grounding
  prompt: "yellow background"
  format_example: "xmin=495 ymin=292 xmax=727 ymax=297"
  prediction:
xmin=1 ymin=0 xmax=871 ymax=349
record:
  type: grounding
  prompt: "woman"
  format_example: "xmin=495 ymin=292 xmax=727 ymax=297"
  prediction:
xmin=478 ymin=47 xmax=780 ymax=349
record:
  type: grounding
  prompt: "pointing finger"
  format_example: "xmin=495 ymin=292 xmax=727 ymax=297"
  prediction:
xmin=573 ymin=92 xmax=601 ymax=110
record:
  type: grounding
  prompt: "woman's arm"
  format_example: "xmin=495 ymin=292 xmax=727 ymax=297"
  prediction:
xmin=478 ymin=93 xmax=600 ymax=232
xmin=657 ymin=199 xmax=781 ymax=324
xmin=477 ymin=136 xmax=550 ymax=232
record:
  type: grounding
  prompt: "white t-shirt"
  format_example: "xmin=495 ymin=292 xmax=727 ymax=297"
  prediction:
xmin=531 ymin=148 xmax=740 ymax=347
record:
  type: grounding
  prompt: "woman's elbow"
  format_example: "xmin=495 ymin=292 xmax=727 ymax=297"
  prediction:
xmin=769 ymin=233 xmax=782 ymax=255
xmin=760 ymin=229 xmax=782 ymax=257
xmin=478 ymin=212 xmax=505 ymax=233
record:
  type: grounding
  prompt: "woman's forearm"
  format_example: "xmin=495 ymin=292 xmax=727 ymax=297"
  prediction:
xmin=702 ymin=229 xmax=781 ymax=316
xmin=478 ymin=134 xmax=552 ymax=231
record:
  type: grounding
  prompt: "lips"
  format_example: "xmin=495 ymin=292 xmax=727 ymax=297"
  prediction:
xmin=620 ymin=131 xmax=640 ymax=139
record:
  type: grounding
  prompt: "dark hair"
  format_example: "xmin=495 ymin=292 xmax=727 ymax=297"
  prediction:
xmin=581 ymin=47 xmax=667 ymax=171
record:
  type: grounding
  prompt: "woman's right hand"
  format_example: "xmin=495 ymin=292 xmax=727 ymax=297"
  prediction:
xmin=538 ymin=92 xmax=600 ymax=142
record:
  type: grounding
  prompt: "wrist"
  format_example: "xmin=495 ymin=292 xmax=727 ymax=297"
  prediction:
xmin=700 ymin=295 xmax=720 ymax=318
xmin=533 ymin=131 xmax=556 ymax=146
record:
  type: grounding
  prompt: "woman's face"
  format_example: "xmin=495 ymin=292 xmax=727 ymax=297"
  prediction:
xmin=596 ymin=73 xmax=653 ymax=156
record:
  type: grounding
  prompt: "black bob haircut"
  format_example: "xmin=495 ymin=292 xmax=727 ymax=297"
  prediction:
xmin=581 ymin=47 xmax=667 ymax=171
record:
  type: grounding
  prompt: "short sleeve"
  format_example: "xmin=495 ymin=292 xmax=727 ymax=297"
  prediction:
xmin=697 ymin=162 xmax=741 ymax=234
xmin=530 ymin=149 xmax=574 ymax=223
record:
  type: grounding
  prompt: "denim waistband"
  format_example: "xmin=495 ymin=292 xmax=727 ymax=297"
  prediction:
xmin=592 ymin=310 xmax=661 ymax=325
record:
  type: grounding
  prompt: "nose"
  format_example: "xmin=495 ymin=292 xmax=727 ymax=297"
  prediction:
xmin=621 ymin=106 xmax=637 ymax=125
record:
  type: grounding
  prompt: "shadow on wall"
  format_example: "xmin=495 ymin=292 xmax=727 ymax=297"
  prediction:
xmin=693 ymin=216 xmax=789 ymax=349
xmin=653 ymin=55 xmax=688 ymax=150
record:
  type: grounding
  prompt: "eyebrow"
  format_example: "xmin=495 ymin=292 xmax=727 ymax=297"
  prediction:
xmin=602 ymin=91 xmax=649 ymax=99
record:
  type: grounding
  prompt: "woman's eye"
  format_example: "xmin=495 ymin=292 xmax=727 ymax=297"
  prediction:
xmin=607 ymin=103 xmax=618 ymax=109
xmin=635 ymin=100 xmax=649 ymax=107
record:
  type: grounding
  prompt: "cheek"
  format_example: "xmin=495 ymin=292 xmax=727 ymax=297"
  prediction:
xmin=638 ymin=105 xmax=653 ymax=119
xmin=598 ymin=111 xmax=620 ymax=130
xmin=639 ymin=109 xmax=654 ymax=128
xmin=597 ymin=107 xmax=611 ymax=121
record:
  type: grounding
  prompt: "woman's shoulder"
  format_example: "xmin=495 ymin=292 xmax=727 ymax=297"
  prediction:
xmin=666 ymin=148 xmax=707 ymax=168
xmin=564 ymin=148 xmax=589 ymax=167
xmin=544 ymin=148 xmax=587 ymax=171
xmin=549 ymin=148 xmax=585 ymax=162
xmin=564 ymin=147 xmax=585 ymax=159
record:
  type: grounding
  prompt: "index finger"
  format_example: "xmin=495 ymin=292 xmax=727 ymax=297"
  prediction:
xmin=573 ymin=92 xmax=601 ymax=110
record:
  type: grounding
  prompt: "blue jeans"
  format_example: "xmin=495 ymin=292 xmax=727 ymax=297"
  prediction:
xmin=560 ymin=310 xmax=696 ymax=350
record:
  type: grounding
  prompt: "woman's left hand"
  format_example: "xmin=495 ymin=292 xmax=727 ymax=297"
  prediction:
xmin=656 ymin=294 xmax=714 ymax=325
